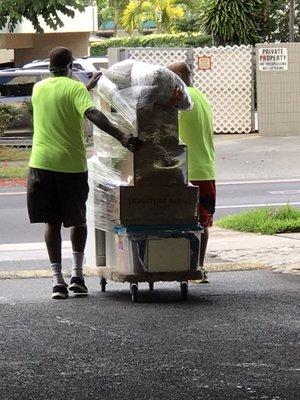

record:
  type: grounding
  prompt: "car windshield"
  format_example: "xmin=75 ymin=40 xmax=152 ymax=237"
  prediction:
xmin=73 ymin=63 xmax=84 ymax=70
xmin=0 ymin=72 xmax=89 ymax=98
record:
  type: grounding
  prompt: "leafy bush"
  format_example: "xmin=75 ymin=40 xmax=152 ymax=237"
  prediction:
xmin=216 ymin=205 xmax=300 ymax=235
xmin=0 ymin=104 xmax=22 ymax=136
xmin=90 ymin=33 xmax=212 ymax=56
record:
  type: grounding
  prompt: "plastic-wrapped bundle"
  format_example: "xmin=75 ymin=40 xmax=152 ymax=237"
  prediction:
xmin=88 ymin=153 xmax=124 ymax=231
xmin=89 ymin=60 xmax=196 ymax=231
xmin=97 ymin=59 xmax=191 ymax=135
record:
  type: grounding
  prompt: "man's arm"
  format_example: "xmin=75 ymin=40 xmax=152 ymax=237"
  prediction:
xmin=84 ymin=106 xmax=143 ymax=152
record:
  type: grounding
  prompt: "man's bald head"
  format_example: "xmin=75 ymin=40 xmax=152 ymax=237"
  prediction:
xmin=167 ymin=62 xmax=192 ymax=86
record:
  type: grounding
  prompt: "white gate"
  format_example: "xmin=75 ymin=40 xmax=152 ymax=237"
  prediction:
xmin=192 ymin=45 xmax=254 ymax=133
xmin=125 ymin=45 xmax=254 ymax=134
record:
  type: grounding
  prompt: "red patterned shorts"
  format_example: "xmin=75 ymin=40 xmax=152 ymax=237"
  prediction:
xmin=191 ymin=180 xmax=216 ymax=228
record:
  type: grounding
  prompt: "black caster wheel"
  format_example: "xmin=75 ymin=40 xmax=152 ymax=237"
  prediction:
xmin=180 ymin=281 xmax=188 ymax=300
xmin=149 ymin=282 xmax=154 ymax=291
xmin=130 ymin=283 xmax=138 ymax=303
xmin=100 ymin=277 xmax=107 ymax=292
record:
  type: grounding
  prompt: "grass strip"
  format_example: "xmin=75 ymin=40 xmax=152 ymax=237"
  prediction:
xmin=0 ymin=146 xmax=30 ymax=179
xmin=216 ymin=205 xmax=300 ymax=235
xmin=0 ymin=146 xmax=31 ymax=162
xmin=0 ymin=163 xmax=28 ymax=179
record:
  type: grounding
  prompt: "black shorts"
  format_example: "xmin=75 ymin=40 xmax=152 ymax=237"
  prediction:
xmin=27 ymin=167 xmax=89 ymax=228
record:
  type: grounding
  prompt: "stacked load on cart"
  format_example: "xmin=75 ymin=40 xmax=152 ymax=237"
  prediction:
xmin=87 ymin=59 xmax=203 ymax=301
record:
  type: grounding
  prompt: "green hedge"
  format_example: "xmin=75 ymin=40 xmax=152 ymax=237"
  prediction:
xmin=90 ymin=33 xmax=212 ymax=56
xmin=0 ymin=104 xmax=22 ymax=136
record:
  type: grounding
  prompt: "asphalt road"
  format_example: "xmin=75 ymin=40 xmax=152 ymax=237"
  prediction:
xmin=1 ymin=134 xmax=300 ymax=271
xmin=0 ymin=270 xmax=298 ymax=400
xmin=216 ymin=179 xmax=300 ymax=219
xmin=1 ymin=178 xmax=300 ymax=244
xmin=215 ymin=134 xmax=300 ymax=181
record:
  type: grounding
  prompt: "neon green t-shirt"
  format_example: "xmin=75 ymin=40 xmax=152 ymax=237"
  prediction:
xmin=29 ymin=76 xmax=94 ymax=173
xmin=179 ymin=86 xmax=215 ymax=181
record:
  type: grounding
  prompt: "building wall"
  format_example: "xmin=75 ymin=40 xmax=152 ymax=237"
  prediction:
xmin=256 ymin=43 xmax=300 ymax=136
xmin=0 ymin=5 xmax=97 ymax=66
xmin=0 ymin=49 xmax=14 ymax=64
xmin=14 ymin=32 xmax=90 ymax=66
xmin=0 ymin=6 xmax=97 ymax=34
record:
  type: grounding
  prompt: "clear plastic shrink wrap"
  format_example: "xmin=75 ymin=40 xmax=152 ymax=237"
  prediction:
xmin=89 ymin=60 xmax=197 ymax=231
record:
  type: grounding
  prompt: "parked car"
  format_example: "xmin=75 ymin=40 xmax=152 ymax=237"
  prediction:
xmin=0 ymin=69 xmax=92 ymax=140
xmin=22 ymin=56 xmax=108 ymax=72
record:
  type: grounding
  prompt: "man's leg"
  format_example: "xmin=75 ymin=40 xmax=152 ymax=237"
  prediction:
xmin=200 ymin=227 xmax=209 ymax=268
xmin=199 ymin=227 xmax=209 ymax=283
xmin=45 ymin=221 xmax=62 ymax=263
xmin=45 ymin=222 xmax=68 ymax=299
xmin=70 ymin=223 xmax=87 ymax=279
xmin=69 ymin=224 xmax=88 ymax=295
xmin=190 ymin=180 xmax=216 ymax=283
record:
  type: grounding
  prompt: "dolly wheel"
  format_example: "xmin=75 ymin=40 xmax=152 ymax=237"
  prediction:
xmin=149 ymin=282 xmax=154 ymax=291
xmin=100 ymin=277 xmax=107 ymax=292
xmin=130 ymin=283 xmax=138 ymax=302
xmin=180 ymin=281 xmax=188 ymax=300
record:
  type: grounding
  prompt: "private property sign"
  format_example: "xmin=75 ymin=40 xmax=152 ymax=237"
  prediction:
xmin=258 ymin=48 xmax=288 ymax=71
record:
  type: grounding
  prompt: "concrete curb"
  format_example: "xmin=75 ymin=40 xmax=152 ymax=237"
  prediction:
xmin=0 ymin=178 xmax=26 ymax=188
xmin=0 ymin=263 xmax=271 ymax=280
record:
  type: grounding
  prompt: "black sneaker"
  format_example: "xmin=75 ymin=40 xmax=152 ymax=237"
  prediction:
xmin=52 ymin=285 xmax=68 ymax=300
xmin=189 ymin=269 xmax=209 ymax=284
xmin=69 ymin=277 xmax=88 ymax=296
xmin=200 ymin=268 xmax=209 ymax=283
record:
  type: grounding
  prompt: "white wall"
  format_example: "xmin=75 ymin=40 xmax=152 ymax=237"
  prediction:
xmin=14 ymin=32 xmax=90 ymax=66
xmin=0 ymin=49 xmax=14 ymax=63
xmin=0 ymin=5 xmax=97 ymax=34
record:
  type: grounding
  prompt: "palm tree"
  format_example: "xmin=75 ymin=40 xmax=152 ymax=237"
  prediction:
xmin=202 ymin=0 xmax=262 ymax=46
xmin=121 ymin=0 xmax=185 ymax=34
xmin=97 ymin=0 xmax=129 ymax=36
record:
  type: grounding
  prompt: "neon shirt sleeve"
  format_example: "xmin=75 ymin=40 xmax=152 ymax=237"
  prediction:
xmin=72 ymin=83 xmax=94 ymax=117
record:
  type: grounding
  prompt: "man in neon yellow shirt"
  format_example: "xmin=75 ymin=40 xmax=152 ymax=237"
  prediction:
xmin=168 ymin=62 xmax=216 ymax=283
xmin=28 ymin=47 xmax=142 ymax=299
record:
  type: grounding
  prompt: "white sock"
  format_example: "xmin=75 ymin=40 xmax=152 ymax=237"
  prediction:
xmin=51 ymin=263 xmax=65 ymax=286
xmin=71 ymin=252 xmax=84 ymax=279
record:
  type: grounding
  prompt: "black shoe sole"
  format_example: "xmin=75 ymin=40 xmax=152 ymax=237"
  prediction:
xmin=52 ymin=292 xmax=68 ymax=300
xmin=69 ymin=283 xmax=88 ymax=295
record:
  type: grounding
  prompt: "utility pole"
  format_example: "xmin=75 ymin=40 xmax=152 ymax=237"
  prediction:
xmin=289 ymin=0 xmax=295 ymax=42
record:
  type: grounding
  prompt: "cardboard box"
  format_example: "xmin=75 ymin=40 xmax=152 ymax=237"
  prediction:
xmin=119 ymin=185 xmax=198 ymax=225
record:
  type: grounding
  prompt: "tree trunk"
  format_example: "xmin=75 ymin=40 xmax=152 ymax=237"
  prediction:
xmin=113 ymin=7 xmax=119 ymax=37
xmin=289 ymin=0 xmax=295 ymax=42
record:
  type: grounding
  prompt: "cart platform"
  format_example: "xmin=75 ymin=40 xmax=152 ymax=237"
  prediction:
xmin=97 ymin=267 xmax=203 ymax=283
xmin=97 ymin=267 xmax=205 ymax=302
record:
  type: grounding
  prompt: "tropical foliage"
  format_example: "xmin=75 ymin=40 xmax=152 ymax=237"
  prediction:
xmin=201 ymin=0 xmax=263 ymax=46
xmin=97 ymin=0 xmax=129 ymax=35
xmin=0 ymin=104 xmax=22 ymax=136
xmin=201 ymin=0 xmax=300 ymax=45
xmin=121 ymin=0 xmax=185 ymax=33
xmin=257 ymin=0 xmax=300 ymax=42
xmin=1 ymin=0 xmax=299 ymax=44
xmin=90 ymin=32 xmax=212 ymax=55
xmin=172 ymin=0 xmax=206 ymax=32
